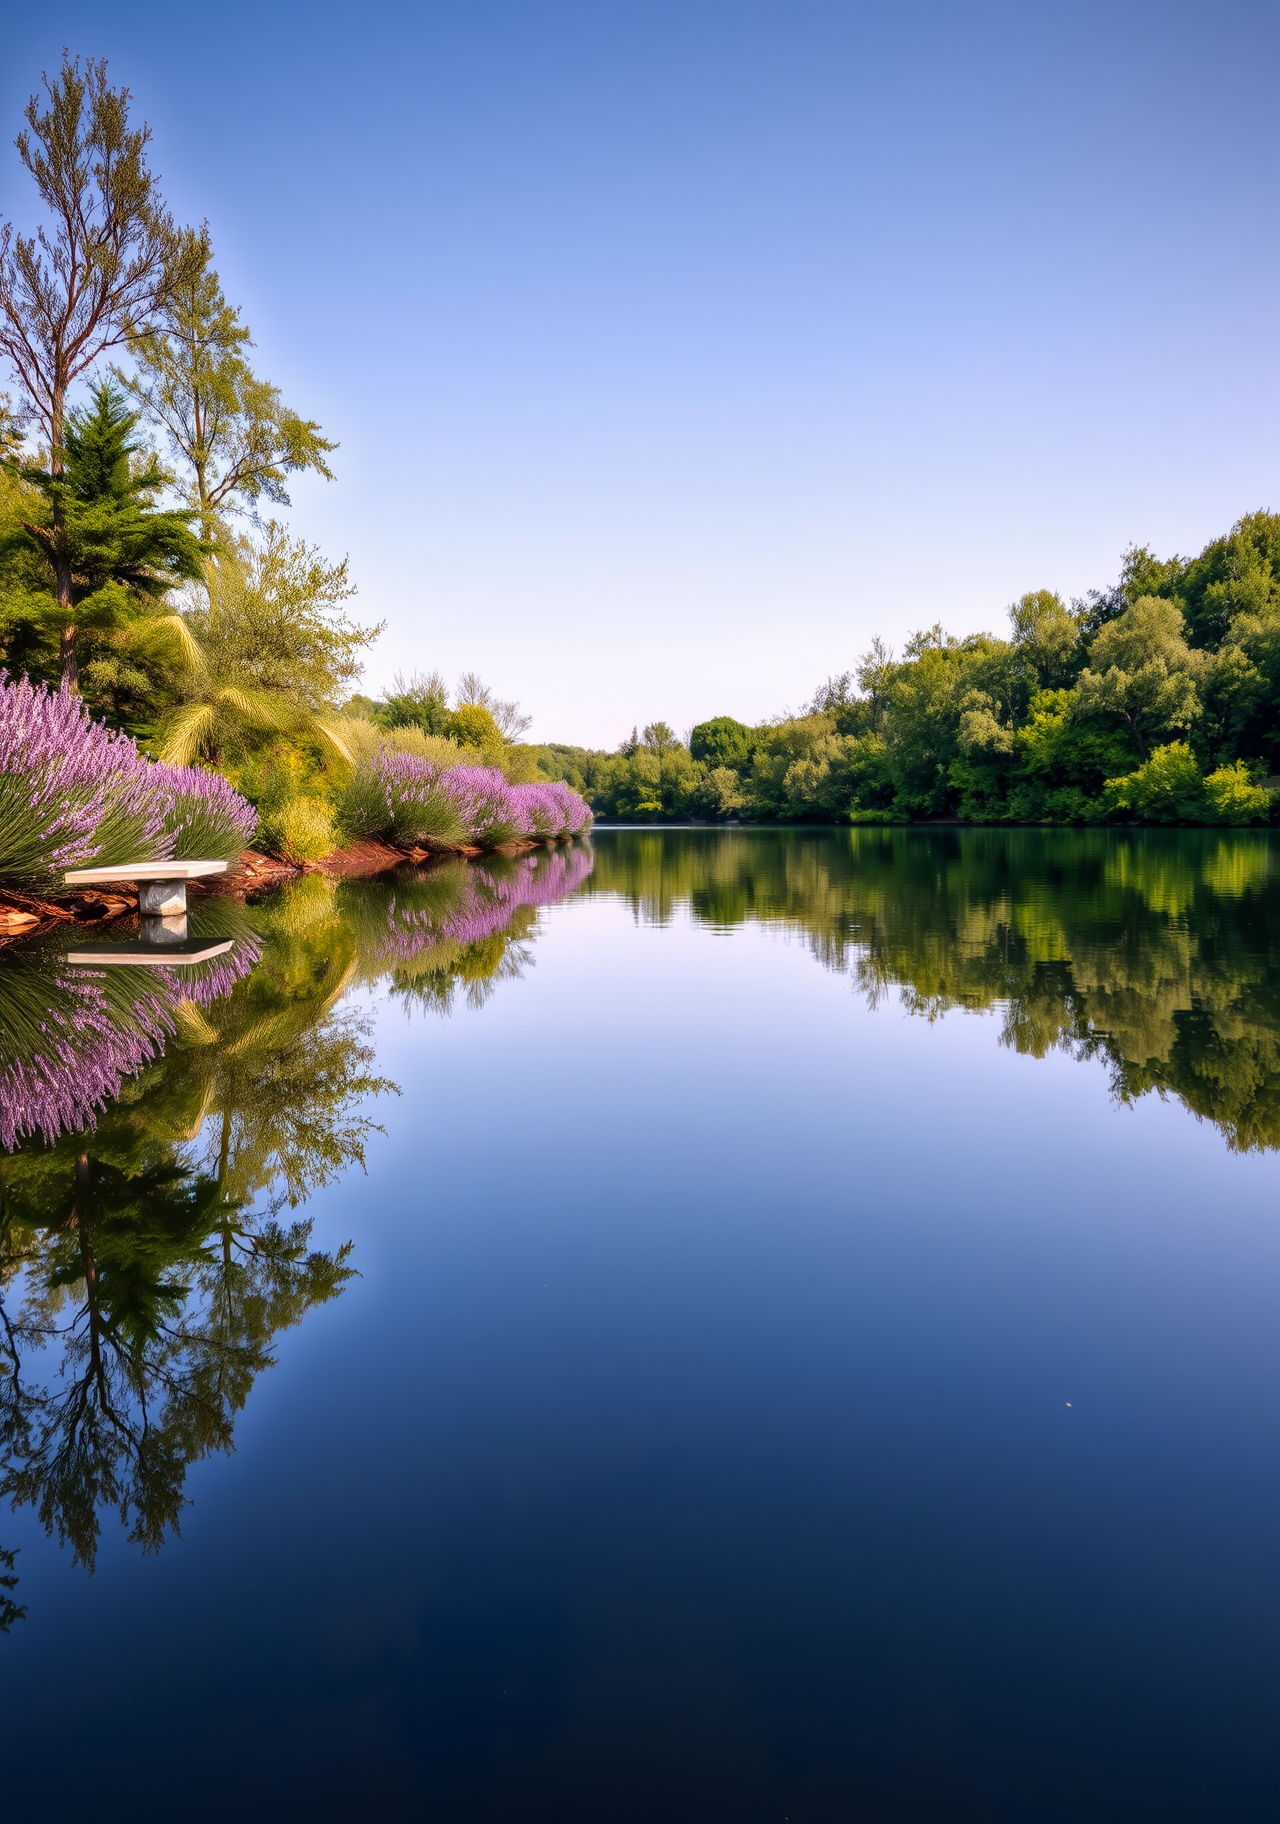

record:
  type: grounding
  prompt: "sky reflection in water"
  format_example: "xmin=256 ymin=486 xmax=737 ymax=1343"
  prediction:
xmin=1 ymin=830 xmax=1276 ymax=1822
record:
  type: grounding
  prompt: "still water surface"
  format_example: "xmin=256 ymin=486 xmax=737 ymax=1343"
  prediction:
xmin=2 ymin=829 xmax=1277 ymax=1821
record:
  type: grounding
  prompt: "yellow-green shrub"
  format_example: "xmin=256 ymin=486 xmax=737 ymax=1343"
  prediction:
xmin=1202 ymin=761 xmax=1271 ymax=825
xmin=259 ymin=796 xmax=336 ymax=862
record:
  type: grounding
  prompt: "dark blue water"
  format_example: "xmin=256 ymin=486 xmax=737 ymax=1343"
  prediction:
xmin=2 ymin=831 xmax=1276 ymax=1821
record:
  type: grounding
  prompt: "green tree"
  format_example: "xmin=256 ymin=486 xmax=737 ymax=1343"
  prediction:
xmin=1165 ymin=511 xmax=1280 ymax=650
xmin=0 ymin=55 xmax=201 ymax=683
xmin=690 ymin=716 xmax=755 ymax=769
xmin=1008 ymin=589 xmax=1080 ymax=690
xmin=1075 ymin=596 xmax=1211 ymax=757
xmin=642 ymin=720 xmax=679 ymax=756
xmin=118 ymin=236 xmax=336 ymax=539
xmin=5 ymin=380 xmax=203 ymax=718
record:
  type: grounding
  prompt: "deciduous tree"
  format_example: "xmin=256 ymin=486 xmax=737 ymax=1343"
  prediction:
xmin=0 ymin=55 xmax=201 ymax=682
xmin=119 ymin=236 xmax=335 ymax=538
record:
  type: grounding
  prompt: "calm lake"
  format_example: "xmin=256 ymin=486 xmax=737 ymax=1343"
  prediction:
xmin=2 ymin=828 xmax=1277 ymax=1822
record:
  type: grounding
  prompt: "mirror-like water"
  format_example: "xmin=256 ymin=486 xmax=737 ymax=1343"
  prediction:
xmin=1 ymin=830 xmax=1276 ymax=1821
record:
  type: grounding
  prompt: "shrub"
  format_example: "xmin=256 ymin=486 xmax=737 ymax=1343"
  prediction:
xmin=444 ymin=766 xmax=524 ymax=846
xmin=508 ymin=780 xmax=592 ymax=838
xmin=545 ymin=779 xmax=593 ymax=834
xmin=153 ymin=763 xmax=259 ymax=861
xmin=0 ymin=672 xmax=168 ymax=885
xmin=260 ymin=796 xmax=336 ymax=863
xmin=336 ymin=752 xmax=471 ymax=849
xmin=1103 ymin=743 xmax=1206 ymax=823
xmin=0 ymin=673 xmax=258 ymax=888
xmin=1202 ymin=761 xmax=1271 ymax=826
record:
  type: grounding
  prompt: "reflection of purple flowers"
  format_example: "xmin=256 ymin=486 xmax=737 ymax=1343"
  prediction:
xmin=0 ymin=924 xmax=262 ymax=1151
xmin=0 ymin=672 xmax=257 ymax=886
xmin=0 ymin=964 xmax=175 ymax=1151
xmin=179 ymin=931 xmax=264 ymax=1006
xmin=372 ymin=844 xmax=595 ymax=965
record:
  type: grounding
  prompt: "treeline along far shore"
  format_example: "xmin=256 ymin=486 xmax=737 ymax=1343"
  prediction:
xmin=519 ymin=515 xmax=1280 ymax=828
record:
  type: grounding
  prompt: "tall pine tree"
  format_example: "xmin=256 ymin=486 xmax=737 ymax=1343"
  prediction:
xmin=4 ymin=380 xmax=203 ymax=718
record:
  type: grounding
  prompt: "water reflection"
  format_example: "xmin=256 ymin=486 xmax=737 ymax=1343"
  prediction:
xmin=0 ymin=844 xmax=594 ymax=1582
xmin=588 ymin=827 xmax=1280 ymax=1152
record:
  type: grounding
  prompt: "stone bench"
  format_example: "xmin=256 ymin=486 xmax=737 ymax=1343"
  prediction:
xmin=63 ymin=859 xmax=227 ymax=917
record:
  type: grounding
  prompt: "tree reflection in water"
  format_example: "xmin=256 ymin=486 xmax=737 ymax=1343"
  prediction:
xmin=0 ymin=843 xmax=595 ymax=1583
xmin=587 ymin=827 xmax=1280 ymax=1153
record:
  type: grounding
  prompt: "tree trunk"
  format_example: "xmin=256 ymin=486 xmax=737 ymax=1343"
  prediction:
xmin=51 ymin=378 xmax=76 ymax=690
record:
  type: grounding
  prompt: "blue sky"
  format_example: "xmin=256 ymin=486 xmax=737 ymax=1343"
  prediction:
xmin=2 ymin=1 xmax=1277 ymax=745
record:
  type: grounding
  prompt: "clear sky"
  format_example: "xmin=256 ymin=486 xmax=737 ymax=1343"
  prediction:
xmin=2 ymin=1 xmax=1277 ymax=746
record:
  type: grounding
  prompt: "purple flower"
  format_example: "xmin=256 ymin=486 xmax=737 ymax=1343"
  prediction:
xmin=0 ymin=672 xmax=256 ymax=886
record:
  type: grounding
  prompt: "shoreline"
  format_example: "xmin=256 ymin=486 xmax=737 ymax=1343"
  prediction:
xmin=0 ymin=834 xmax=584 ymax=941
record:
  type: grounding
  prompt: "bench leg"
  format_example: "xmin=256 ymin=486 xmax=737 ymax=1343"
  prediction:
xmin=141 ymin=913 xmax=189 ymax=945
xmin=139 ymin=880 xmax=187 ymax=917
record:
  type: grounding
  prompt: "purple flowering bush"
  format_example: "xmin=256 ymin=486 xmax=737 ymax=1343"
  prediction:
xmin=443 ymin=766 xmax=524 ymax=846
xmin=152 ymin=762 xmax=258 ymax=863
xmin=0 ymin=673 xmax=256 ymax=888
xmin=338 ymin=752 xmax=591 ymax=852
xmin=0 ymin=671 xmax=168 ymax=885
xmin=509 ymin=780 xmax=593 ymax=838
xmin=337 ymin=751 xmax=472 ymax=850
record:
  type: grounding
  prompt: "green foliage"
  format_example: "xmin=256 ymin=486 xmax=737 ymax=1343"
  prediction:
xmin=1 ymin=382 xmax=204 ymax=714
xmin=374 ymin=670 xmax=451 ymax=735
xmin=360 ymin=675 xmax=521 ymax=770
xmin=1170 ymin=510 xmax=1280 ymax=649
xmin=117 ymin=234 xmax=336 ymax=537
xmin=258 ymin=795 xmax=336 ymax=863
xmin=445 ymin=701 xmax=504 ymax=760
xmin=690 ymin=716 xmax=756 ymax=768
xmin=541 ymin=512 xmax=1280 ymax=828
xmin=1102 ymin=744 xmax=1271 ymax=827
xmin=159 ymin=525 xmax=378 ymax=767
xmin=1103 ymin=742 xmax=1211 ymax=824
xmin=1075 ymin=596 xmax=1210 ymax=756
xmin=1203 ymin=761 xmax=1273 ymax=826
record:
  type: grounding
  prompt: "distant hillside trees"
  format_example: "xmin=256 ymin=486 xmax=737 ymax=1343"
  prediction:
xmin=534 ymin=512 xmax=1280 ymax=828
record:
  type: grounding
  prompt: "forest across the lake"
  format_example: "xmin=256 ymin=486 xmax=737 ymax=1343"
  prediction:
xmin=519 ymin=520 xmax=1280 ymax=828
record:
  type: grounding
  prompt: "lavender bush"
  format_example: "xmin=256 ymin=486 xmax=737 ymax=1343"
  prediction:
xmin=443 ymin=766 xmax=524 ymax=847
xmin=0 ymin=672 xmax=167 ymax=885
xmin=0 ymin=673 xmax=257 ymax=888
xmin=152 ymin=763 xmax=259 ymax=863
xmin=509 ymin=780 xmax=593 ymax=839
xmin=337 ymin=752 xmax=471 ymax=850
xmin=338 ymin=753 xmax=589 ymax=852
